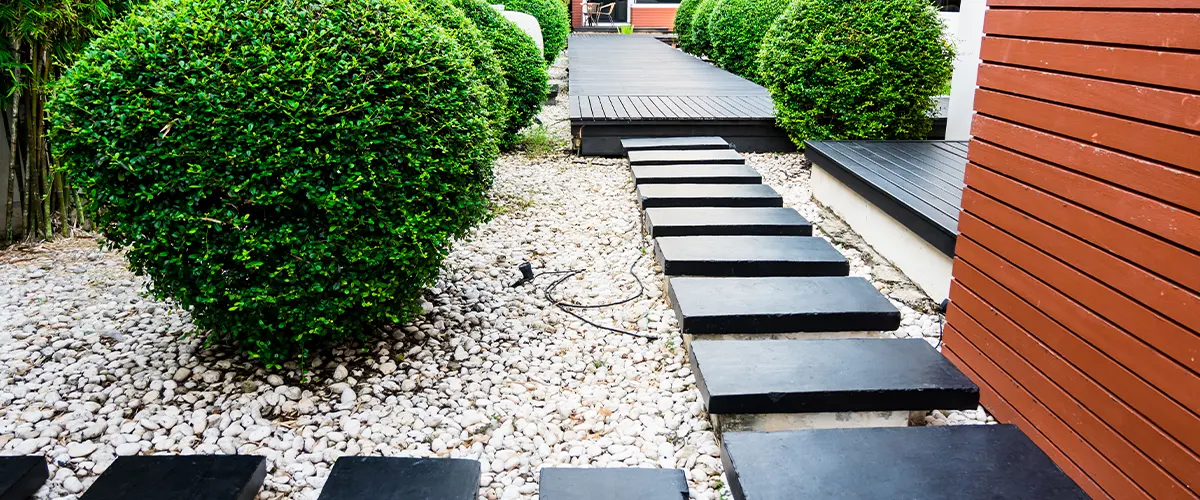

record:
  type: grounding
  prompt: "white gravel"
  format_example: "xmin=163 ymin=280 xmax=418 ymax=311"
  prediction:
xmin=0 ymin=54 xmax=985 ymax=500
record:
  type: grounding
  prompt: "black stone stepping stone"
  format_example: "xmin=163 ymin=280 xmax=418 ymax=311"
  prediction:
xmin=655 ymin=236 xmax=848 ymax=277
xmin=0 ymin=456 xmax=48 ymax=500
xmin=539 ymin=468 xmax=688 ymax=500
xmin=644 ymin=208 xmax=812 ymax=237
xmin=627 ymin=149 xmax=745 ymax=166
xmin=638 ymin=184 xmax=782 ymax=209
xmin=668 ymin=277 xmax=901 ymax=333
xmin=631 ymin=165 xmax=762 ymax=185
xmin=690 ymin=338 xmax=979 ymax=414
xmin=621 ymin=136 xmax=731 ymax=152
xmin=80 ymin=455 xmax=266 ymax=500
xmin=317 ymin=457 xmax=480 ymax=500
xmin=721 ymin=425 xmax=1089 ymax=500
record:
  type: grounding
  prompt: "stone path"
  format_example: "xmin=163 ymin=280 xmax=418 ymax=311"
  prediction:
xmin=620 ymin=138 xmax=1086 ymax=499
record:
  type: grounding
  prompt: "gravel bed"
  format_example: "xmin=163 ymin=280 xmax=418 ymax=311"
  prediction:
xmin=1 ymin=55 xmax=985 ymax=499
xmin=1 ymin=55 xmax=725 ymax=500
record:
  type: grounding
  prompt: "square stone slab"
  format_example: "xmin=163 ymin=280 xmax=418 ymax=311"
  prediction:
xmin=538 ymin=468 xmax=688 ymax=500
xmin=667 ymin=276 xmax=901 ymax=333
xmin=0 ymin=456 xmax=48 ymax=500
xmin=621 ymin=136 xmax=731 ymax=152
xmin=631 ymin=165 xmax=762 ymax=185
xmin=81 ymin=456 xmax=266 ymax=500
xmin=317 ymin=457 xmax=480 ymax=500
xmin=638 ymin=184 xmax=782 ymax=209
xmin=655 ymin=236 xmax=848 ymax=277
xmin=721 ymin=426 xmax=1089 ymax=500
xmin=644 ymin=208 xmax=812 ymax=237
xmin=628 ymin=149 xmax=745 ymax=166
xmin=690 ymin=338 xmax=979 ymax=414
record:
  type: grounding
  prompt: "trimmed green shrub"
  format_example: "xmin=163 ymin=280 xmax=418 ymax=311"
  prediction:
xmin=673 ymin=0 xmax=704 ymax=53
xmin=758 ymin=0 xmax=953 ymax=143
xmin=416 ymin=0 xmax=510 ymax=133
xmin=51 ymin=0 xmax=497 ymax=366
xmin=685 ymin=0 xmax=721 ymax=58
xmin=708 ymin=0 xmax=790 ymax=80
xmin=456 ymin=0 xmax=549 ymax=149
xmin=503 ymin=0 xmax=569 ymax=64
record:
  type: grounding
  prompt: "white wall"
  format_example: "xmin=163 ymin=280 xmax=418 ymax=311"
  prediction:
xmin=945 ymin=0 xmax=987 ymax=141
xmin=493 ymin=5 xmax=545 ymax=54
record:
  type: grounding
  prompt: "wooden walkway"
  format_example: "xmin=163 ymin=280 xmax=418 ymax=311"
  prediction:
xmin=569 ymin=34 xmax=790 ymax=156
xmin=805 ymin=140 xmax=968 ymax=256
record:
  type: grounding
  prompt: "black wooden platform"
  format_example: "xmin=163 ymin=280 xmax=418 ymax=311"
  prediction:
xmin=805 ymin=140 xmax=967 ymax=256
xmin=569 ymin=35 xmax=792 ymax=156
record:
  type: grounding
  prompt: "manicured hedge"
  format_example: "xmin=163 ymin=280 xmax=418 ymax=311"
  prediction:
xmin=673 ymin=0 xmax=704 ymax=54
xmin=684 ymin=0 xmax=721 ymax=59
xmin=52 ymin=0 xmax=498 ymax=366
xmin=416 ymin=0 xmax=510 ymax=133
xmin=455 ymin=0 xmax=549 ymax=148
xmin=503 ymin=0 xmax=569 ymax=64
xmin=707 ymin=0 xmax=790 ymax=80
xmin=758 ymin=0 xmax=953 ymax=143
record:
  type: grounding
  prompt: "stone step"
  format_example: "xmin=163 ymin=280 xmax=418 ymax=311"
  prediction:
xmin=631 ymin=165 xmax=762 ymax=185
xmin=80 ymin=456 xmax=266 ymax=500
xmin=317 ymin=457 xmax=480 ymax=500
xmin=538 ymin=468 xmax=688 ymax=500
xmin=645 ymin=208 xmax=812 ymax=237
xmin=621 ymin=136 xmax=731 ymax=152
xmin=638 ymin=184 xmax=782 ymax=209
xmin=690 ymin=338 xmax=978 ymax=414
xmin=668 ymin=277 xmax=900 ymax=334
xmin=655 ymin=236 xmax=848 ymax=277
xmin=721 ymin=425 xmax=1089 ymax=500
xmin=0 ymin=456 xmax=48 ymax=500
xmin=627 ymin=148 xmax=745 ymax=166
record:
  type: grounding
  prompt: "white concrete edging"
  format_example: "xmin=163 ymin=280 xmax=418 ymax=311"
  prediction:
xmin=810 ymin=164 xmax=953 ymax=303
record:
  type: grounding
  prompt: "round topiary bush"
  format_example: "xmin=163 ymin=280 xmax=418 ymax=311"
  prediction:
xmin=685 ymin=0 xmax=721 ymax=59
xmin=758 ymin=0 xmax=954 ymax=142
xmin=673 ymin=0 xmax=704 ymax=54
xmin=456 ymin=0 xmax=549 ymax=149
xmin=51 ymin=0 xmax=498 ymax=366
xmin=416 ymin=0 xmax=510 ymax=134
xmin=707 ymin=0 xmax=790 ymax=80
xmin=503 ymin=0 xmax=569 ymax=64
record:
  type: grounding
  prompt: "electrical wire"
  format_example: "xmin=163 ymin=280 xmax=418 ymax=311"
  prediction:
xmin=513 ymin=242 xmax=658 ymax=340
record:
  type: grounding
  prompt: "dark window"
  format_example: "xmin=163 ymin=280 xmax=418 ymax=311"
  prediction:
xmin=635 ymin=0 xmax=682 ymax=3
xmin=933 ymin=0 xmax=961 ymax=11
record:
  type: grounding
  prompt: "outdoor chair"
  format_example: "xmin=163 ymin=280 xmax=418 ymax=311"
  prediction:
xmin=597 ymin=2 xmax=617 ymax=24
xmin=582 ymin=1 xmax=601 ymax=26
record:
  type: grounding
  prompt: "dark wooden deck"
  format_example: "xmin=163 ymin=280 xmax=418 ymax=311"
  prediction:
xmin=569 ymin=34 xmax=791 ymax=156
xmin=805 ymin=140 xmax=968 ymax=256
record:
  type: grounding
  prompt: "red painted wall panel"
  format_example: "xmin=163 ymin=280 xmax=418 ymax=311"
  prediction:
xmin=946 ymin=2 xmax=1200 ymax=498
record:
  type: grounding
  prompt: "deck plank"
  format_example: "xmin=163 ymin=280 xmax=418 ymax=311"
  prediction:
xmin=568 ymin=35 xmax=773 ymax=122
xmin=805 ymin=140 xmax=968 ymax=255
xmin=818 ymin=142 xmax=963 ymax=225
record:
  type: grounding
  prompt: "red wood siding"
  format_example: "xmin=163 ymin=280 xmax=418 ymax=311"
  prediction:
xmin=630 ymin=5 xmax=677 ymax=29
xmin=944 ymin=2 xmax=1200 ymax=499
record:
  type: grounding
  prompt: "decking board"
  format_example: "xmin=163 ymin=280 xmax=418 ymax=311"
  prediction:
xmin=806 ymin=140 xmax=968 ymax=255
xmin=568 ymin=34 xmax=792 ymax=155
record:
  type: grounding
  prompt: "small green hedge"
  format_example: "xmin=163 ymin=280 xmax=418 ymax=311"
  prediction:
xmin=673 ymin=0 xmax=704 ymax=54
xmin=416 ymin=0 xmax=510 ymax=133
xmin=707 ymin=0 xmax=790 ymax=80
xmin=684 ymin=0 xmax=721 ymax=58
xmin=52 ymin=0 xmax=498 ymax=366
xmin=503 ymin=0 xmax=569 ymax=64
xmin=455 ymin=0 xmax=549 ymax=148
xmin=758 ymin=0 xmax=953 ymax=143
